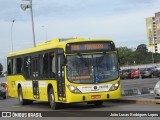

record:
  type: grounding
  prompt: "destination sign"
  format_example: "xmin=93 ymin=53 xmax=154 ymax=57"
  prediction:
xmin=66 ymin=42 xmax=115 ymax=54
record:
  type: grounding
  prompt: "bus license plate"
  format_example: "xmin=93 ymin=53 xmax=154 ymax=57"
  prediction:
xmin=91 ymin=95 xmax=101 ymax=99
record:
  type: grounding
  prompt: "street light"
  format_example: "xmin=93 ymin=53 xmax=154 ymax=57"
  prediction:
xmin=11 ymin=20 xmax=15 ymax=52
xmin=133 ymin=48 xmax=137 ymax=65
xmin=20 ymin=0 xmax=36 ymax=47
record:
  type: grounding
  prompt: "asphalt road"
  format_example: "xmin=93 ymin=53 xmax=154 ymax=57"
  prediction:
xmin=121 ymin=78 xmax=160 ymax=89
xmin=0 ymin=97 xmax=160 ymax=120
xmin=0 ymin=97 xmax=160 ymax=111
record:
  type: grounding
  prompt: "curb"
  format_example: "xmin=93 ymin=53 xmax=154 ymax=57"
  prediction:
xmin=108 ymin=98 xmax=160 ymax=105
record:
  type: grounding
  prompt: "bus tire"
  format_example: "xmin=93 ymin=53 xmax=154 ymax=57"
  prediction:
xmin=27 ymin=100 xmax=33 ymax=105
xmin=94 ymin=100 xmax=103 ymax=106
xmin=18 ymin=87 xmax=28 ymax=105
xmin=49 ymin=88 xmax=60 ymax=110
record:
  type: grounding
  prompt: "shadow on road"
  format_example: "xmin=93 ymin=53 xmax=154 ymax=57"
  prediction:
xmin=28 ymin=101 xmax=131 ymax=111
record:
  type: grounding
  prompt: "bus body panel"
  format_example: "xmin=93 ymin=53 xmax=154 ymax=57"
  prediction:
xmin=64 ymin=79 xmax=121 ymax=103
xmin=8 ymin=75 xmax=121 ymax=103
xmin=7 ymin=75 xmax=59 ymax=102
xmin=65 ymin=86 xmax=121 ymax=103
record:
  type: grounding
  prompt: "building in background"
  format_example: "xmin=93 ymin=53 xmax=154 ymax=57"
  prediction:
xmin=146 ymin=17 xmax=156 ymax=53
xmin=155 ymin=12 xmax=160 ymax=53
xmin=146 ymin=12 xmax=160 ymax=53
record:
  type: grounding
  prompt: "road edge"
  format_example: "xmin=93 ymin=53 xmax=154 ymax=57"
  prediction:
xmin=108 ymin=98 xmax=160 ymax=104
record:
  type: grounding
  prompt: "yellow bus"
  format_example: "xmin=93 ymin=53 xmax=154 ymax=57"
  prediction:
xmin=7 ymin=38 xmax=121 ymax=109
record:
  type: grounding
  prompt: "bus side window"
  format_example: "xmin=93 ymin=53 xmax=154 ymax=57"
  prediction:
xmin=43 ymin=53 xmax=49 ymax=78
xmin=13 ymin=58 xmax=17 ymax=75
xmin=24 ymin=56 xmax=31 ymax=79
xmin=39 ymin=54 xmax=43 ymax=79
xmin=49 ymin=52 xmax=56 ymax=78
xmin=7 ymin=59 xmax=13 ymax=75
xmin=16 ymin=57 xmax=23 ymax=74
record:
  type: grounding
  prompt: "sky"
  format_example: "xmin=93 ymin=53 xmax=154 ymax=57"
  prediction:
xmin=0 ymin=0 xmax=160 ymax=69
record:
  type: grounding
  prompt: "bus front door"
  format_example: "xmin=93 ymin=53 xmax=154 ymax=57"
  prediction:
xmin=57 ymin=54 xmax=66 ymax=101
xmin=32 ymin=58 xmax=40 ymax=99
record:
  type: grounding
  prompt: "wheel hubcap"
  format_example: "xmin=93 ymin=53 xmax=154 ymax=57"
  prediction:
xmin=19 ymin=90 xmax=22 ymax=102
xmin=50 ymin=93 xmax=54 ymax=105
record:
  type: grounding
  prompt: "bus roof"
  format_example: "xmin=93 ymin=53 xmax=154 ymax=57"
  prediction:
xmin=7 ymin=38 xmax=113 ymax=57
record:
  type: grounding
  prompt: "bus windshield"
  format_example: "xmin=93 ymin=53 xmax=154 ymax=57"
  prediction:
xmin=66 ymin=53 xmax=118 ymax=84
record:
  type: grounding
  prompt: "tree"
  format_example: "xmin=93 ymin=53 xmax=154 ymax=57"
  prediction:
xmin=118 ymin=44 xmax=160 ymax=66
xmin=136 ymin=44 xmax=148 ymax=53
xmin=117 ymin=47 xmax=134 ymax=66
xmin=0 ymin=63 xmax=3 ymax=75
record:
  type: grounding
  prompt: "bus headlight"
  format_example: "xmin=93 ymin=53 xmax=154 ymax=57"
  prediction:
xmin=109 ymin=81 xmax=120 ymax=91
xmin=66 ymin=84 xmax=81 ymax=93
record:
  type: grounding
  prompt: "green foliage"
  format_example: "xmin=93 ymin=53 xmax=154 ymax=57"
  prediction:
xmin=117 ymin=47 xmax=135 ymax=65
xmin=118 ymin=44 xmax=160 ymax=66
xmin=136 ymin=44 xmax=148 ymax=53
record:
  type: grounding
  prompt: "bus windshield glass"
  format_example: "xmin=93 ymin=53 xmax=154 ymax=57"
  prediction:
xmin=66 ymin=53 xmax=118 ymax=84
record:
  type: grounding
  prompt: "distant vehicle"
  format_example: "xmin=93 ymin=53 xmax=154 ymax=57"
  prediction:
xmin=151 ymin=67 xmax=160 ymax=77
xmin=120 ymin=69 xmax=133 ymax=79
xmin=140 ymin=67 xmax=160 ymax=79
xmin=0 ymin=83 xmax=6 ymax=99
xmin=131 ymin=69 xmax=140 ymax=79
xmin=140 ymin=68 xmax=153 ymax=78
xmin=154 ymin=81 xmax=160 ymax=99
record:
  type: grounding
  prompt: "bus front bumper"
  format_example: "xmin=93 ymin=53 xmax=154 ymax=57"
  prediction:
xmin=65 ymin=88 xmax=121 ymax=103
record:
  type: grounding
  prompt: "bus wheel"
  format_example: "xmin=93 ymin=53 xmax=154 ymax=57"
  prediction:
xmin=18 ymin=87 xmax=28 ymax=105
xmin=27 ymin=100 xmax=33 ymax=105
xmin=94 ymin=101 xmax=103 ymax=106
xmin=49 ymin=88 xmax=60 ymax=110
